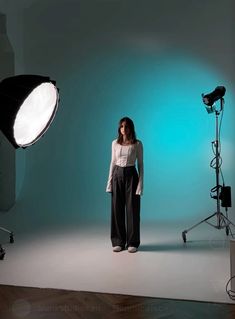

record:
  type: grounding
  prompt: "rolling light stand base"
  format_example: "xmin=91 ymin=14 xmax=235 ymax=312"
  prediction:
xmin=0 ymin=245 xmax=6 ymax=260
xmin=0 ymin=226 xmax=14 ymax=243
xmin=182 ymin=212 xmax=235 ymax=243
xmin=0 ymin=227 xmax=14 ymax=260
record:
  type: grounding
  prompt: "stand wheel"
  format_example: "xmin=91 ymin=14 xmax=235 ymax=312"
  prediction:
xmin=0 ymin=246 xmax=6 ymax=260
xmin=182 ymin=231 xmax=187 ymax=243
xmin=10 ymin=233 xmax=14 ymax=244
xmin=226 ymin=226 xmax=230 ymax=236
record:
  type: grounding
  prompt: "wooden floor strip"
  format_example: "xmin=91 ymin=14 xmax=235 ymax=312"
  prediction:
xmin=0 ymin=285 xmax=235 ymax=318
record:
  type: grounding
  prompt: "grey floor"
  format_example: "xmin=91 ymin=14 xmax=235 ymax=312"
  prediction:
xmin=0 ymin=219 xmax=234 ymax=304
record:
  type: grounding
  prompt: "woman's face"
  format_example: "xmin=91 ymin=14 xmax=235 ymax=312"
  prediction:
xmin=120 ymin=121 xmax=130 ymax=136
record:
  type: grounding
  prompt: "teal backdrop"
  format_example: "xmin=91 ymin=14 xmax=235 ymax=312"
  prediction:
xmin=1 ymin=0 xmax=234 ymax=233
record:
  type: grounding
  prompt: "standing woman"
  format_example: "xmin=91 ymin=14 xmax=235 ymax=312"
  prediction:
xmin=106 ymin=117 xmax=143 ymax=253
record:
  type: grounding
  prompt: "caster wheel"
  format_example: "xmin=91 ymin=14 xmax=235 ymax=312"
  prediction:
xmin=10 ymin=233 xmax=14 ymax=244
xmin=226 ymin=226 xmax=229 ymax=236
xmin=0 ymin=246 xmax=6 ymax=260
xmin=182 ymin=231 xmax=187 ymax=243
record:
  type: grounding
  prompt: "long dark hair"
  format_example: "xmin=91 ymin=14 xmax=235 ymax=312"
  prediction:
xmin=117 ymin=117 xmax=137 ymax=145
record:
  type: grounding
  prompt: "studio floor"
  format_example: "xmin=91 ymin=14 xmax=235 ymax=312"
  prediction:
xmin=0 ymin=219 xmax=234 ymax=304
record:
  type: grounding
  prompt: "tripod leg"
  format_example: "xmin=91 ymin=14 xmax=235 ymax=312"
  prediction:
xmin=182 ymin=212 xmax=217 ymax=240
xmin=219 ymin=214 xmax=234 ymax=238
xmin=226 ymin=226 xmax=234 ymax=237
xmin=220 ymin=214 xmax=235 ymax=228
xmin=182 ymin=231 xmax=187 ymax=243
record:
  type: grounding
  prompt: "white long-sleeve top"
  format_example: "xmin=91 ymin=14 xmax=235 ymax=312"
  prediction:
xmin=106 ymin=139 xmax=144 ymax=195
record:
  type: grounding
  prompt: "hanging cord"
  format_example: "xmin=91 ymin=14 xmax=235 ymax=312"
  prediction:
xmin=226 ymin=276 xmax=235 ymax=300
xmin=210 ymin=105 xmax=225 ymax=196
xmin=210 ymin=107 xmax=224 ymax=170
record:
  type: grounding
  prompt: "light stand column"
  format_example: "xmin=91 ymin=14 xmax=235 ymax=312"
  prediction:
xmin=215 ymin=109 xmax=221 ymax=228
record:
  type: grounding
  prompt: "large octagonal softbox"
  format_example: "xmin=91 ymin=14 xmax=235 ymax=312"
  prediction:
xmin=0 ymin=75 xmax=59 ymax=148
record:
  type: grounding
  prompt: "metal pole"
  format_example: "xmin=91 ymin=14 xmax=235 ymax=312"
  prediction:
xmin=215 ymin=110 xmax=221 ymax=227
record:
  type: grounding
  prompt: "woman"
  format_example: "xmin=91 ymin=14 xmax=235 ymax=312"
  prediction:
xmin=106 ymin=117 xmax=143 ymax=253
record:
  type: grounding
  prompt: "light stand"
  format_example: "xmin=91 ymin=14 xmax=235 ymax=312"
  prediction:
xmin=182 ymin=96 xmax=234 ymax=242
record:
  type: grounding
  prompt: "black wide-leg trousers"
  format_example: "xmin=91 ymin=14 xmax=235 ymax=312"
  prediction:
xmin=111 ymin=165 xmax=140 ymax=248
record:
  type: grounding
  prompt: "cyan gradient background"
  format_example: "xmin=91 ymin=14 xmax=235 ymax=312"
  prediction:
xmin=1 ymin=0 xmax=235 ymax=233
